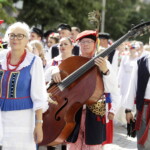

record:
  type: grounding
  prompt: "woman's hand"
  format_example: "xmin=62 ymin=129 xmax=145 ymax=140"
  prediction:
xmin=52 ymin=72 xmax=62 ymax=83
xmin=94 ymin=57 xmax=109 ymax=74
xmin=34 ymin=123 xmax=43 ymax=144
xmin=51 ymin=67 xmax=61 ymax=83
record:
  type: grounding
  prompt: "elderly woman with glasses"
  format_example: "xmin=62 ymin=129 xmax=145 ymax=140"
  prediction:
xmin=0 ymin=22 xmax=48 ymax=150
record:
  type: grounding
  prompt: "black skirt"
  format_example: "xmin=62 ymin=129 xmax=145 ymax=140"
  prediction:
xmin=67 ymin=107 xmax=106 ymax=145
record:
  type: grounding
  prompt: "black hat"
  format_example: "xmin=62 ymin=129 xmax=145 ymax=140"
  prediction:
xmin=44 ymin=30 xmax=54 ymax=38
xmin=98 ymin=32 xmax=110 ymax=39
xmin=57 ymin=23 xmax=71 ymax=32
xmin=31 ymin=27 xmax=43 ymax=37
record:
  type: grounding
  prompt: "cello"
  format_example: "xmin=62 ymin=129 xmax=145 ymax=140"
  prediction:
xmin=40 ymin=21 xmax=150 ymax=146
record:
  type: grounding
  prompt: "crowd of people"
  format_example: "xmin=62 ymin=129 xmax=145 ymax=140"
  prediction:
xmin=0 ymin=21 xmax=150 ymax=150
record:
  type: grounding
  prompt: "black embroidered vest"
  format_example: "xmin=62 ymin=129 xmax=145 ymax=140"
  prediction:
xmin=136 ymin=56 xmax=150 ymax=111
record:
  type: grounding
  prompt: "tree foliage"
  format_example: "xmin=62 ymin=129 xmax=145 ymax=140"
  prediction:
xmin=0 ymin=0 xmax=16 ymax=24
xmin=0 ymin=0 xmax=17 ymax=36
xmin=8 ymin=0 xmax=150 ymax=43
xmin=18 ymin=0 xmax=102 ymax=31
xmin=104 ymin=0 xmax=150 ymax=42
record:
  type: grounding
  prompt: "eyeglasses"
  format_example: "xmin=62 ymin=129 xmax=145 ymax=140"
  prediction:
xmin=8 ymin=33 xmax=27 ymax=40
xmin=80 ymin=40 xmax=95 ymax=44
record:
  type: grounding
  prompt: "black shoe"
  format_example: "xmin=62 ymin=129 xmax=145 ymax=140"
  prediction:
xmin=47 ymin=146 xmax=56 ymax=150
xmin=62 ymin=145 xmax=66 ymax=150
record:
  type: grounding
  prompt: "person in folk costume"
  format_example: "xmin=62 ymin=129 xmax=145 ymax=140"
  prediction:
xmin=124 ymin=42 xmax=150 ymax=150
xmin=44 ymin=37 xmax=74 ymax=150
xmin=116 ymin=41 xmax=139 ymax=126
xmin=0 ymin=22 xmax=48 ymax=150
xmin=98 ymin=32 xmax=119 ymax=74
xmin=29 ymin=40 xmax=47 ymax=70
xmin=97 ymin=32 xmax=120 ymax=145
xmin=71 ymin=26 xmax=81 ymax=43
xmin=30 ymin=27 xmax=43 ymax=42
xmin=45 ymin=37 xmax=74 ymax=84
xmin=44 ymin=32 xmax=59 ymax=62
xmin=49 ymin=23 xmax=80 ymax=59
xmin=43 ymin=30 xmax=55 ymax=49
xmin=64 ymin=30 xmax=120 ymax=150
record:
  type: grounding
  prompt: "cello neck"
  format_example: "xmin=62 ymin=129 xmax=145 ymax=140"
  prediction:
xmin=58 ymin=32 xmax=130 ymax=91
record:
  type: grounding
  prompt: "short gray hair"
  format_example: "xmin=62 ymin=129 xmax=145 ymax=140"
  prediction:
xmin=4 ymin=22 xmax=30 ymax=42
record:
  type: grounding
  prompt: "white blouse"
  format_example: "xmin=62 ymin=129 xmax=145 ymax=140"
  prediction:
xmin=0 ymin=49 xmax=48 ymax=112
xmin=117 ymin=55 xmax=137 ymax=99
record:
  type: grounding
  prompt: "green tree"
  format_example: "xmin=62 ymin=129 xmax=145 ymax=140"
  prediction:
xmin=0 ymin=0 xmax=16 ymax=24
xmin=18 ymin=0 xmax=102 ymax=31
xmin=0 ymin=0 xmax=17 ymax=36
xmin=104 ymin=0 xmax=146 ymax=39
xmin=17 ymin=0 xmax=149 ymax=42
xmin=125 ymin=2 xmax=150 ymax=44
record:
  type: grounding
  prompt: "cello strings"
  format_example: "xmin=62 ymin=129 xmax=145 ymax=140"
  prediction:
xmin=48 ymin=60 xmax=94 ymax=98
xmin=59 ymin=59 xmax=94 ymax=90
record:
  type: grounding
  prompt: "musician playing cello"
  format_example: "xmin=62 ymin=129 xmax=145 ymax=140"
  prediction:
xmin=51 ymin=30 xmax=120 ymax=150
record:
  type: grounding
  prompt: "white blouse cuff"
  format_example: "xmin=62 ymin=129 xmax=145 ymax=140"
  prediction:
xmin=33 ymin=101 xmax=49 ymax=113
xmin=51 ymin=66 xmax=60 ymax=75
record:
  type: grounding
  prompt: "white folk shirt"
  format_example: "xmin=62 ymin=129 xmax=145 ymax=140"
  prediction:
xmin=124 ymin=51 xmax=150 ymax=110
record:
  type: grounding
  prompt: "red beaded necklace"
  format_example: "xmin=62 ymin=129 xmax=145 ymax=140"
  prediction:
xmin=7 ymin=50 xmax=27 ymax=71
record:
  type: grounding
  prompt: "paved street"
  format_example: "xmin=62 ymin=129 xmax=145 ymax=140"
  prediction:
xmin=39 ymin=122 xmax=137 ymax=150
xmin=103 ymin=123 xmax=137 ymax=150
